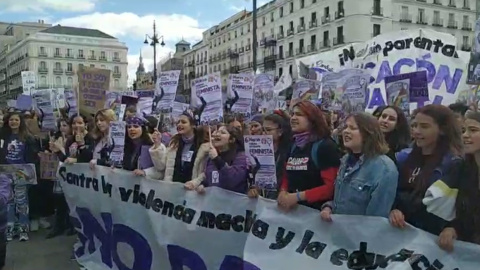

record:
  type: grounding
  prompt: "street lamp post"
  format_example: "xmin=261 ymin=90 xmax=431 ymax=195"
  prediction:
xmin=144 ymin=20 xmax=165 ymax=84
xmin=252 ymin=0 xmax=258 ymax=73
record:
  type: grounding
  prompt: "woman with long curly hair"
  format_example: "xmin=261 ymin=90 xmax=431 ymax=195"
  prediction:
xmin=390 ymin=105 xmax=463 ymax=236
xmin=376 ymin=105 xmax=410 ymax=163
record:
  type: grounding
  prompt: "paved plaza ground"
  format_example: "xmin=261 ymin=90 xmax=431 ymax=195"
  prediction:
xmin=5 ymin=230 xmax=79 ymax=270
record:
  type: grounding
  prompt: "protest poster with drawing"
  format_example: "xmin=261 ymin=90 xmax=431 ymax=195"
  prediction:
xmin=21 ymin=71 xmax=36 ymax=96
xmin=109 ymin=121 xmax=126 ymax=167
xmin=291 ymin=79 xmax=321 ymax=109
xmin=227 ymin=73 xmax=254 ymax=117
xmin=244 ymin=135 xmax=277 ymax=190
xmin=155 ymin=70 xmax=181 ymax=113
xmin=77 ymin=67 xmax=110 ymax=115
xmin=38 ymin=152 xmax=59 ymax=180
xmin=320 ymin=69 xmax=369 ymax=113
xmin=105 ymin=91 xmax=135 ymax=110
xmin=192 ymin=72 xmax=223 ymax=125
xmin=0 ymin=164 xmax=37 ymax=185
xmin=32 ymin=90 xmax=56 ymax=131
xmin=64 ymin=88 xmax=78 ymax=118
xmin=136 ymin=90 xmax=154 ymax=116
xmin=385 ymin=71 xmax=428 ymax=116
xmin=253 ymin=74 xmax=275 ymax=112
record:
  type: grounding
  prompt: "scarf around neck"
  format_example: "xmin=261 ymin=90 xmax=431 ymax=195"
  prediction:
xmin=293 ymin=131 xmax=311 ymax=148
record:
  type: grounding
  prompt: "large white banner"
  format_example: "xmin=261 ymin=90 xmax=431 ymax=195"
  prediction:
xmin=60 ymin=164 xmax=480 ymax=270
xmin=297 ymin=28 xmax=470 ymax=110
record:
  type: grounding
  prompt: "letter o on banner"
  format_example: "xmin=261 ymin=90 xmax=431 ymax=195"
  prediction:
xmin=111 ymin=224 xmax=153 ymax=270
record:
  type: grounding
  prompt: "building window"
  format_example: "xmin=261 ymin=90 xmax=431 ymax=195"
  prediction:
xmin=40 ymin=61 xmax=46 ymax=69
xmin=55 ymin=48 xmax=60 ymax=56
xmin=373 ymin=24 xmax=381 ymax=37
xmin=279 ymin=7 xmax=283 ymax=17
xmin=300 ymin=0 xmax=305 ymax=8
xmin=101 ymin=51 xmax=106 ymax=59
xmin=78 ymin=50 xmax=84 ymax=58
xmin=39 ymin=47 xmax=46 ymax=55
xmin=79 ymin=64 xmax=84 ymax=69
xmin=55 ymin=76 xmax=61 ymax=86
xmin=114 ymin=66 xmax=119 ymax=73
xmin=40 ymin=76 xmax=46 ymax=85
xmin=55 ymin=62 xmax=61 ymax=70
xmin=90 ymin=64 xmax=95 ymax=67
xmin=67 ymin=77 xmax=73 ymax=86
xmin=114 ymin=52 xmax=119 ymax=60
xmin=289 ymin=2 xmax=294 ymax=13
xmin=67 ymin=63 xmax=73 ymax=71
xmin=463 ymin=36 xmax=469 ymax=46
xmin=101 ymin=65 xmax=106 ymax=69
xmin=114 ymin=79 xmax=119 ymax=88
xmin=67 ymin=49 xmax=72 ymax=57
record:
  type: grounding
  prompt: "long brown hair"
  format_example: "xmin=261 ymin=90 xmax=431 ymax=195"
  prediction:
xmin=91 ymin=109 xmax=116 ymax=140
xmin=292 ymin=100 xmax=331 ymax=138
xmin=456 ymin=111 xmax=480 ymax=240
xmin=401 ymin=105 xmax=463 ymax=198
xmin=347 ymin=112 xmax=389 ymax=158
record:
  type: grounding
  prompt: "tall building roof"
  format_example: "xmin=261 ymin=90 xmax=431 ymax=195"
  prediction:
xmin=40 ymin=25 xmax=116 ymax=39
xmin=176 ymin=39 xmax=190 ymax=46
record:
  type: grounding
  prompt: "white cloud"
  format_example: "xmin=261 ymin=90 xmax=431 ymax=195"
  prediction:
xmin=56 ymin=12 xmax=205 ymax=42
xmin=0 ymin=0 xmax=98 ymax=12
xmin=55 ymin=12 xmax=204 ymax=87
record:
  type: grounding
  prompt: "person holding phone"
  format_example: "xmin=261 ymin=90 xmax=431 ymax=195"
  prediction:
xmin=53 ymin=114 xmax=93 ymax=164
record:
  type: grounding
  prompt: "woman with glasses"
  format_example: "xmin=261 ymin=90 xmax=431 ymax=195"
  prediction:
xmin=248 ymin=111 xmax=292 ymax=199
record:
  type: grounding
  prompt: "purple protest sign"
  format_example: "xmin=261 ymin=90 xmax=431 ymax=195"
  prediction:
xmin=16 ymin=95 xmax=33 ymax=111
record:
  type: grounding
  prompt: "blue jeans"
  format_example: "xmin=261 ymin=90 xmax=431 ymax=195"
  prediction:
xmin=7 ymin=184 xmax=29 ymax=230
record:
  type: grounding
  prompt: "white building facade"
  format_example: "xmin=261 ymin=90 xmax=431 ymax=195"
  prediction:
xmin=183 ymin=40 xmax=209 ymax=93
xmin=0 ymin=24 xmax=129 ymax=100
xmin=194 ymin=0 xmax=476 ymax=81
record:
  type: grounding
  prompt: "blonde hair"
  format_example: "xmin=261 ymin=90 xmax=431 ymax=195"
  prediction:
xmin=91 ymin=109 xmax=116 ymax=139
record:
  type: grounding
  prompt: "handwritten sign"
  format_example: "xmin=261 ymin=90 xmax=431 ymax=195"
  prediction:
xmin=39 ymin=152 xmax=59 ymax=180
xmin=78 ymin=67 xmax=110 ymax=115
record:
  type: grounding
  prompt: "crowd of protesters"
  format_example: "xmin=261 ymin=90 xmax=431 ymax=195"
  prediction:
xmin=0 ymin=99 xmax=478 ymax=269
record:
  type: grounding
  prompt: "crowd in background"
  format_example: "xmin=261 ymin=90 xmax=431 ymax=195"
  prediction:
xmin=0 ymin=99 xmax=478 ymax=269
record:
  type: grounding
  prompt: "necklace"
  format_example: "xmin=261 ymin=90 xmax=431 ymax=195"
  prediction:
xmin=409 ymin=167 xmax=421 ymax=183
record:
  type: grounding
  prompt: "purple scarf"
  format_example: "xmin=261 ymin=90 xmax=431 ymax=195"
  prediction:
xmin=182 ymin=135 xmax=194 ymax=145
xmin=293 ymin=131 xmax=311 ymax=148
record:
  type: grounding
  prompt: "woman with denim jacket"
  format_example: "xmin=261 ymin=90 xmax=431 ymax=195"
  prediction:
xmin=320 ymin=113 xmax=398 ymax=221
xmin=390 ymin=105 xmax=463 ymax=236
xmin=438 ymin=111 xmax=480 ymax=251
xmin=88 ymin=109 xmax=116 ymax=168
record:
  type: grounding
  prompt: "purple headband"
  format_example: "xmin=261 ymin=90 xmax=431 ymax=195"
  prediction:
xmin=126 ymin=116 xmax=146 ymax=126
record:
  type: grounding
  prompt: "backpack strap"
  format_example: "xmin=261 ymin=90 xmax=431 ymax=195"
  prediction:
xmin=311 ymin=140 xmax=323 ymax=169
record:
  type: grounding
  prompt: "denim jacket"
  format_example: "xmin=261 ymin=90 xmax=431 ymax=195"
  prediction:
xmin=324 ymin=154 xmax=398 ymax=218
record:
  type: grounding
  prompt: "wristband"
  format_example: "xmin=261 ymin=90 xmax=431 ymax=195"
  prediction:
xmin=296 ymin=191 xmax=301 ymax=202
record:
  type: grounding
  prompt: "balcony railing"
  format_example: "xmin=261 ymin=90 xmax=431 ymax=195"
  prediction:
xmin=400 ymin=14 xmax=412 ymax=23
xmin=309 ymin=20 xmax=318 ymax=29
xmin=307 ymin=44 xmax=317 ymax=52
xmin=66 ymin=69 xmax=74 ymax=75
xmin=321 ymin=15 xmax=331 ymax=24
xmin=287 ymin=29 xmax=294 ymax=36
xmin=65 ymin=54 xmax=74 ymax=59
xmin=113 ymin=57 xmax=121 ymax=62
xmin=77 ymin=55 xmax=85 ymax=59
xmin=333 ymin=36 xmax=344 ymax=46
xmin=39 ymin=52 xmax=48 ymax=57
xmin=88 ymin=56 xmax=96 ymax=60
xmin=286 ymin=50 xmax=294 ymax=58
xmin=54 ymin=54 xmax=62 ymax=58
xmin=99 ymin=57 xmax=107 ymax=61
xmin=320 ymin=39 xmax=331 ymax=48
xmin=113 ymin=72 xmax=121 ymax=78
xmin=335 ymin=10 xmax=345 ymax=19
xmin=432 ymin=18 xmax=443 ymax=27
xmin=38 ymin=67 xmax=48 ymax=74
xmin=53 ymin=69 xmax=64 ymax=75
xmin=277 ymin=32 xmax=285 ymax=39
xmin=462 ymin=22 xmax=472 ymax=31
xmin=447 ymin=21 xmax=458 ymax=29
xmin=416 ymin=15 xmax=428 ymax=25
xmin=297 ymin=24 xmax=306 ymax=33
